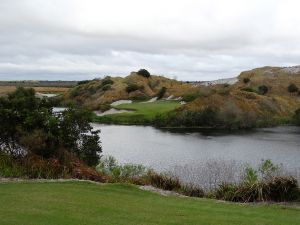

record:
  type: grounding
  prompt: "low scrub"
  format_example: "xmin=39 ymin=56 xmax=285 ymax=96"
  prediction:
xmin=126 ymin=83 xmax=142 ymax=93
xmin=215 ymin=160 xmax=299 ymax=202
xmin=147 ymin=172 xmax=182 ymax=191
xmin=0 ymin=152 xmax=106 ymax=182
xmin=96 ymin=155 xmax=147 ymax=183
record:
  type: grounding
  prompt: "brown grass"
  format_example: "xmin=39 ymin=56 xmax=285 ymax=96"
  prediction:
xmin=0 ymin=86 xmax=70 ymax=96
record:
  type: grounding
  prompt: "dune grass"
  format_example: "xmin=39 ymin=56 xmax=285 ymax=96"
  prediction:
xmin=0 ymin=86 xmax=69 ymax=96
xmin=0 ymin=181 xmax=299 ymax=225
xmin=94 ymin=100 xmax=180 ymax=124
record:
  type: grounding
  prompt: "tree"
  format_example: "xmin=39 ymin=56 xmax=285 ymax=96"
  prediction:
xmin=137 ymin=69 xmax=151 ymax=78
xmin=0 ymin=87 xmax=102 ymax=166
xmin=288 ymin=84 xmax=298 ymax=93
xmin=157 ymin=87 xmax=167 ymax=99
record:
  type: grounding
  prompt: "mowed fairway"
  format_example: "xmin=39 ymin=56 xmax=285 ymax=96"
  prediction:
xmin=95 ymin=100 xmax=180 ymax=124
xmin=0 ymin=182 xmax=299 ymax=225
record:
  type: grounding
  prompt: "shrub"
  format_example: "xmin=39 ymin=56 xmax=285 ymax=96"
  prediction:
xmin=102 ymin=84 xmax=112 ymax=91
xmin=177 ymin=107 xmax=219 ymax=127
xmin=70 ymin=87 xmax=80 ymax=97
xmin=294 ymin=108 xmax=300 ymax=125
xmin=265 ymin=176 xmax=299 ymax=202
xmin=243 ymin=78 xmax=250 ymax=84
xmin=258 ymin=85 xmax=268 ymax=95
xmin=96 ymin=155 xmax=147 ymax=182
xmin=288 ymin=83 xmax=299 ymax=93
xmin=215 ymin=183 xmax=239 ymax=201
xmin=157 ymin=87 xmax=167 ymax=99
xmin=215 ymin=160 xmax=299 ymax=202
xmin=182 ymin=93 xmax=200 ymax=102
xmin=147 ymin=172 xmax=181 ymax=191
xmin=241 ymin=87 xmax=256 ymax=93
xmin=137 ymin=69 xmax=150 ymax=78
xmin=101 ymin=77 xmax=114 ymax=86
xmin=77 ymin=80 xmax=90 ymax=85
xmin=180 ymin=184 xmax=204 ymax=197
xmin=0 ymin=87 xmax=102 ymax=167
xmin=88 ymin=86 xmax=97 ymax=94
xmin=126 ymin=83 xmax=140 ymax=93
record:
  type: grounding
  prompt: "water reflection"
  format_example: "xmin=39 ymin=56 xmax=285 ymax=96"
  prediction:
xmin=92 ymin=124 xmax=300 ymax=172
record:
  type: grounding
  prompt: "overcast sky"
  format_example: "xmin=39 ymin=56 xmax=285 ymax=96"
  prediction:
xmin=0 ymin=0 xmax=299 ymax=81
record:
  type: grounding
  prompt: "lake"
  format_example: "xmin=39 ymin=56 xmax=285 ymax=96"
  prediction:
xmin=92 ymin=124 xmax=300 ymax=172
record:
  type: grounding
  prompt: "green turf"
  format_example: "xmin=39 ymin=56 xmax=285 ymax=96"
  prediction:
xmin=0 ymin=182 xmax=299 ymax=225
xmin=94 ymin=100 xmax=180 ymax=124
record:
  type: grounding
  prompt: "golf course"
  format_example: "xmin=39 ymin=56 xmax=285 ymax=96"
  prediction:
xmin=94 ymin=100 xmax=181 ymax=124
xmin=0 ymin=181 xmax=299 ymax=225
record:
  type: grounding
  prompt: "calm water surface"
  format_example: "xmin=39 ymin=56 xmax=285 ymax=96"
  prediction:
xmin=92 ymin=124 xmax=300 ymax=171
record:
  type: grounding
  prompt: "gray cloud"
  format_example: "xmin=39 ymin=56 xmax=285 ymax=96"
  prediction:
xmin=0 ymin=0 xmax=300 ymax=81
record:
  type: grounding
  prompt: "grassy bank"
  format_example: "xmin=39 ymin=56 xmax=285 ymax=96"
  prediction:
xmin=94 ymin=100 xmax=180 ymax=124
xmin=0 ymin=181 xmax=299 ymax=225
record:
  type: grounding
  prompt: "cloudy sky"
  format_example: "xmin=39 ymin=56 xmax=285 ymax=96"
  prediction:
xmin=0 ymin=0 xmax=300 ymax=81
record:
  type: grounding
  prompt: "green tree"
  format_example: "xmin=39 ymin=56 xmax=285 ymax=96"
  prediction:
xmin=137 ymin=69 xmax=150 ymax=78
xmin=288 ymin=84 xmax=298 ymax=93
xmin=0 ymin=87 xmax=102 ymax=166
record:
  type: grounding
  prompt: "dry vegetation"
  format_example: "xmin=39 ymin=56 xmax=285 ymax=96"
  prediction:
xmin=65 ymin=67 xmax=300 ymax=128
xmin=0 ymin=86 xmax=70 ymax=96
xmin=176 ymin=66 xmax=300 ymax=128
xmin=64 ymin=72 xmax=196 ymax=110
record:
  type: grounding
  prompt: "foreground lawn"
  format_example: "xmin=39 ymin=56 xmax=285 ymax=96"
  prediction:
xmin=94 ymin=100 xmax=180 ymax=124
xmin=0 ymin=182 xmax=299 ymax=225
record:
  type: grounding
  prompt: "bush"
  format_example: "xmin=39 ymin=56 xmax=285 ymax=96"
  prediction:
xmin=294 ymin=108 xmax=300 ymax=125
xmin=147 ymin=172 xmax=181 ymax=191
xmin=126 ymin=83 xmax=140 ymax=93
xmin=77 ymin=80 xmax=90 ymax=85
xmin=88 ymin=86 xmax=97 ymax=94
xmin=0 ymin=87 xmax=102 ymax=167
xmin=175 ymin=107 xmax=219 ymax=127
xmin=215 ymin=160 xmax=299 ymax=202
xmin=265 ymin=176 xmax=299 ymax=202
xmin=243 ymin=78 xmax=250 ymax=84
xmin=241 ymin=87 xmax=256 ymax=93
xmin=70 ymin=87 xmax=80 ymax=97
xmin=137 ymin=69 xmax=150 ymax=78
xmin=288 ymin=83 xmax=299 ymax=93
xmin=182 ymin=93 xmax=200 ymax=102
xmin=258 ymin=85 xmax=268 ymax=95
xmin=101 ymin=77 xmax=114 ymax=86
xmin=180 ymin=184 xmax=204 ymax=197
xmin=157 ymin=87 xmax=167 ymax=99
xmin=102 ymin=84 xmax=112 ymax=91
xmin=215 ymin=183 xmax=239 ymax=201
xmin=96 ymin=155 xmax=147 ymax=182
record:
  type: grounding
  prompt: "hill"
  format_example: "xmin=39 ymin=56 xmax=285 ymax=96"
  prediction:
xmin=0 ymin=181 xmax=299 ymax=225
xmin=64 ymin=71 xmax=194 ymax=110
xmin=172 ymin=66 xmax=300 ymax=128
xmin=65 ymin=67 xmax=300 ymax=128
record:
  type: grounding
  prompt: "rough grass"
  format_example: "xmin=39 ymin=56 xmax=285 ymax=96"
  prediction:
xmin=94 ymin=100 xmax=180 ymax=124
xmin=0 ymin=181 xmax=299 ymax=225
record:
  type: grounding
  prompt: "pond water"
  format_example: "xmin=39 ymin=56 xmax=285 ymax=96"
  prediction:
xmin=92 ymin=124 xmax=300 ymax=172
